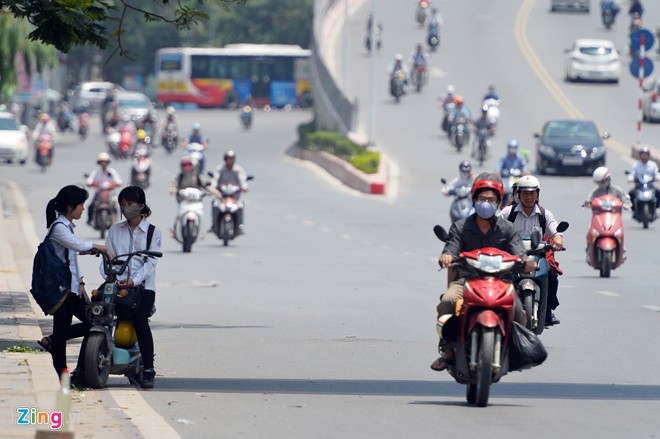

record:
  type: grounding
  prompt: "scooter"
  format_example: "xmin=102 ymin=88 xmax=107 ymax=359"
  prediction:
xmin=35 ymin=133 xmax=53 ymax=172
xmin=411 ymin=65 xmax=428 ymax=93
xmin=416 ymin=0 xmax=430 ymax=26
xmin=210 ymin=176 xmax=254 ymax=247
xmin=449 ymin=116 xmax=469 ymax=152
xmin=161 ymin=122 xmax=178 ymax=154
xmin=117 ymin=127 xmax=134 ymax=160
xmin=78 ymin=110 xmax=90 ymax=140
xmin=184 ymin=142 xmax=205 ymax=172
xmin=365 ymin=25 xmax=382 ymax=52
xmin=602 ymin=8 xmax=615 ymax=29
xmin=84 ymin=248 xmax=162 ymax=389
xmin=628 ymin=172 xmax=657 ymax=229
xmin=87 ymin=178 xmax=120 ymax=239
xmin=475 ymin=126 xmax=491 ymax=166
xmin=175 ymin=187 xmax=206 ymax=253
xmin=584 ymin=195 xmax=625 ymax=278
xmin=482 ymin=98 xmax=500 ymax=130
xmin=427 ymin=23 xmax=440 ymax=51
xmin=106 ymin=128 xmax=121 ymax=158
xmin=130 ymin=146 xmax=151 ymax=189
xmin=240 ymin=105 xmax=253 ymax=130
xmin=441 ymin=178 xmax=473 ymax=223
xmin=390 ymin=71 xmax=406 ymax=103
xmin=433 ymin=225 xmax=545 ymax=407
xmin=516 ymin=223 xmax=568 ymax=335
xmin=441 ymin=101 xmax=455 ymax=133
xmin=500 ymin=168 xmax=523 ymax=208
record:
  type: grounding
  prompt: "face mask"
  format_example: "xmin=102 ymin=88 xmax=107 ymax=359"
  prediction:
xmin=475 ymin=201 xmax=498 ymax=219
xmin=121 ymin=204 xmax=142 ymax=220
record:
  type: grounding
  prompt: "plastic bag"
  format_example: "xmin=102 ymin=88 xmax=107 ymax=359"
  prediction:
xmin=508 ymin=322 xmax=548 ymax=371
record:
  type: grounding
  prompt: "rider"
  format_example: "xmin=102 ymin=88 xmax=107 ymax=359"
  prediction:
xmin=472 ymin=105 xmax=495 ymax=158
xmin=585 ymin=166 xmax=629 ymax=204
xmin=499 ymin=175 xmax=564 ymax=327
xmin=388 ymin=54 xmax=409 ymax=94
xmin=135 ymin=129 xmax=151 ymax=150
xmin=627 ymin=146 xmax=660 ymax=213
xmin=86 ymin=152 xmax=123 ymax=225
xmin=169 ymin=156 xmax=208 ymax=235
xmin=183 ymin=123 xmax=208 ymax=172
xmin=161 ymin=106 xmax=178 ymax=135
xmin=211 ymin=150 xmax=249 ymax=234
xmin=600 ymin=0 xmax=621 ymax=21
xmin=482 ymin=85 xmax=500 ymax=102
xmin=431 ymin=172 xmax=534 ymax=371
xmin=629 ymin=0 xmax=644 ymax=19
xmin=496 ymin=139 xmax=529 ymax=176
xmin=442 ymin=160 xmax=474 ymax=196
xmin=32 ymin=113 xmax=57 ymax=141
xmin=448 ymin=96 xmax=471 ymax=139
xmin=429 ymin=7 xmax=443 ymax=32
xmin=411 ymin=43 xmax=431 ymax=70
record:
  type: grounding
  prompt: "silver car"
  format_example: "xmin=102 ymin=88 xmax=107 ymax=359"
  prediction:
xmin=551 ymin=0 xmax=590 ymax=12
xmin=0 ymin=112 xmax=29 ymax=165
xmin=564 ymin=39 xmax=620 ymax=83
xmin=642 ymin=77 xmax=660 ymax=122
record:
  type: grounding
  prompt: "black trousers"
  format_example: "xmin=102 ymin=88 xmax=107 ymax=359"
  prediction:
xmin=51 ymin=293 xmax=90 ymax=378
xmin=131 ymin=289 xmax=155 ymax=370
xmin=547 ymin=267 xmax=560 ymax=315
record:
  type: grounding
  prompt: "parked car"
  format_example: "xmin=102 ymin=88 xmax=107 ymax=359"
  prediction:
xmin=551 ymin=0 xmax=590 ymax=12
xmin=0 ymin=112 xmax=29 ymax=165
xmin=642 ymin=76 xmax=660 ymax=122
xmin=534 ymin=119 xmax=608 ymax=175
xmin=71 ymin=81 xmax=119 ymax=113
xmin=564 ymin=39 xmax=620 ymax=83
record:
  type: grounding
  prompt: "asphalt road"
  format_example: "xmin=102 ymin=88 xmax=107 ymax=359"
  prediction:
xmin=3 ymin=0 xmax=660 ymax=437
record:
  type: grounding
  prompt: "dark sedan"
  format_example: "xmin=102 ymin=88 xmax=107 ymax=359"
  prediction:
xmin=534 ymin=119 xmax=608 ymax=176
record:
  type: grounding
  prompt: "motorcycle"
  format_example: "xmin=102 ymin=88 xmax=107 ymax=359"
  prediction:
xmin=130 ymin=146 xmax=151 ymax=190
xmin=475 ymin=126 xmax=491 ymax=166
xmin=482 ymin=98 xmax=500 ymax=130
xmin=240 ymin=105 xmax=253 ymax=130
xmin=35 ymin=133 xmax=53 ymax=172
xmin=416 ymin=0 xmax=430 ymax=26
xmin=365 ymin=25 xmax=382 ymax=52
xmin=184 ymin=142 xmax=205 ymax=172
xmin=441 ymin=101 xmax=455 ymax=133
xmin=449 ymin=116 xmax=469 ymax=152
xmin=516 ymin=223 xmax=568 ymax=335
xmin=175 ymin=187 xmax=206 ymax=253
xmin=106 ymin=128 xmax=121 ymax=158
xmin=602 ymin=8 xmax=615 ymax=29
xmin=78 ymin=110 xmax=90 ymax=140
xmin=628 ymin=172 xmax=657 ymax=229
xmin=427 ymin=23 xmax=440 ymax=51
xmin=584 ymin=195 xmax=625 ymax=278
xmin=500 ymin=168 xmax=523 ymax=208
xmin=56 ymin=106 xmax=74 ymax=133
xmin=161 ymin=122 xmax=178 ymax=154
xmin=117 ymin=126 xmax=134 ymax=159
xmin=87 ymin=178 xmax=119 ymax=239
xmin=84 ymin=248 xmax=162 ymax=388
xmin=411 ymin=65 xmax=428 ymax=93
xmin=211 ymin=176 xmax=254 ymax=247
xmin=433 ymin=225 xmax=545 ymax=407
xmin=390 ymin=71 xmax=406 ymax=103
xmin=441 ymin=178 xmax=473 ymax=223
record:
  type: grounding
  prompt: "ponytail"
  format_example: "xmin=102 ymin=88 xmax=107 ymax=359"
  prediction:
xmin=46 ymin=198 xmax=58 ymax=228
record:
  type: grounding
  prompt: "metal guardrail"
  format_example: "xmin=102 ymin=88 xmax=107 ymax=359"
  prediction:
xmin=311 ymin=0 xmax=357 ymax=136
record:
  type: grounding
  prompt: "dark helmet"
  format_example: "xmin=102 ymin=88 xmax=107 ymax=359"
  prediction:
xmin=471 ymin=172 xmax=504 ymax=201
xmin=459 ymin=160 xmax=472 ymax=174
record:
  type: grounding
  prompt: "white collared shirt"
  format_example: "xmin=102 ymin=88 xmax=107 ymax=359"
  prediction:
xmin=627 ymin=160 xmax=659 ymax=182
xmin=101 ymin=218 xmax=161 ymax=290
xmin=48 ymin=214 xmax=94 ymax=295
xmin=498 ymin=203 xmax=559 ymax=238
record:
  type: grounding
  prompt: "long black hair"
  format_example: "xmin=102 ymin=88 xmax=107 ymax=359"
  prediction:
xmin=46 ymin=185 xmax=89 ymax=227
xmin=118 ymin=186 xmax=152 ymax=218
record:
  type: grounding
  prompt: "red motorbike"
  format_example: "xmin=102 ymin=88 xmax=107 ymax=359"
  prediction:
xmin=35 ymin=133 xmax=53 ymax=172
xmin=412 ymin=65 xmax=428 ymax=92
xmin=78 ymin=110 xmax=90 ymax=140
xmin=584 ymin=194 xmax=625 ymax=278
xmin=87 ymin=178 xmax=120 ymax=239
xmin=434 ymin=225 xmax=541 ymax=407
xmin=118 ymin=127 xmax=134 ymax=159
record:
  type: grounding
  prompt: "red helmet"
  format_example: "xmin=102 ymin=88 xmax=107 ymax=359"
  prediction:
xmin=471 ymin=172 xmax=504 ymax=200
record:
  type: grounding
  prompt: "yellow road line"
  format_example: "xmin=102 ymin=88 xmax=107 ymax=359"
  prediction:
xmin=514 ymin=0 xmax=633 ymax=161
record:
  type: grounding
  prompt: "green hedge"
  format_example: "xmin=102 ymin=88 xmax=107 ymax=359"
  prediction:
xmin=351 ymin=152 xmax=380 ymax=174
xmin=297 ymin=120 xmax=316 ymax=147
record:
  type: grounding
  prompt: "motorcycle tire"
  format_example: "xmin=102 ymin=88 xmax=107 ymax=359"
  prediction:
xmin=523 ymin=291 xmax=534 ymax=330
xmin=600 ymin=249 xmax=612 ymax=278
xmin=183 ymin=221 xmax=194 ymax=253
xmin=643 ymin=203 xmax=650 ymax=229
xmin=475 ymin=327 xmax=495 ymax=407
xmin=223 ymin=219 xmax=234 ymax=247
xmin=84 ymin=332 xmax=111 ymax=389
xmin=536 ymin=289 xmax=548 ymax=334
xmin=466 ymin=382 xmax=477 ymax=405
xmin=98 ymin=210 xmax=108 ymax=239
xmin=478 ymin=143 xmax=486 ymax=166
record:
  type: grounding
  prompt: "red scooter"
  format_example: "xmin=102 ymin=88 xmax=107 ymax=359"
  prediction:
xmin=118 ymin=127 xmax=134 ymax=159
xmin=35 ymin=133 xmax=53 ymax=172
xmin=78 ymin=110 xmax=90 ymax=140
xmin=434 ymin=226 xmax=543 ymax=407
xmin=584 ymin=194 xmax=625 ymax=278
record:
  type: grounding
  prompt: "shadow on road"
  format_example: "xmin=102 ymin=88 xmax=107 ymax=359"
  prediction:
xmin=152 ymin=377 xmax=660 ymax=400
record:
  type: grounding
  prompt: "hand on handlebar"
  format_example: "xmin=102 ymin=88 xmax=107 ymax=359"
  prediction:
xmin=117 ymin=279 xmax=135 ymax=288
xmin=439 ymin=254 xmax=454 ymax=268
xmin=523 ymin=259 xmax=538 ymax=273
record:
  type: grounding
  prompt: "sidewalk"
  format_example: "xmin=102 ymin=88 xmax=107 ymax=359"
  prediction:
xmin=0 ymin=180 xmax=135 ymax=438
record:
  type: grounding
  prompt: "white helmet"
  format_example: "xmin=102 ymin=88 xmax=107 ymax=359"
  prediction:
xmin=395 ymin=54 xmax=403 ymax=61
xmin=166 ymin=106 xmax=175 ymax=115
xmin=517 ymin=175 xmax=540 ymax=192
xmin=447 ymin=85 xmax=455 ymax=94
xmin=97 ymin=152 xmax=111 ymax=163
xmin=593 ymin=166 xmax=611 ymax=183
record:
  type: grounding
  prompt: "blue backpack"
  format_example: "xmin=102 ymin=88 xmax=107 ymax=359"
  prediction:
xmin=30 ymin=222 xmax=71 ymax=315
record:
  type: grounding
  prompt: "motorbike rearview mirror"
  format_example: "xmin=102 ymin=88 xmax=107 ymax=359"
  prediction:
xmin=624 ymin=170 xmax=631 ymax=175
xmin=83 ymin=173 xmax=89 ymax=178
xmin=530 ymin=230 xmax=542 ymax=250
xmin=440 ymin=178 xmax=447 ymax=184
xmin=556 ymin=221 xmax=569 ymax=233
xmin=602 ymin=132 xmax=610 ymax=140
xmin=207 ymin=172 xmax=214 ymax=178
xmin=433 ymin=225 xmax=448 ymax=242
xmin=247 ymin=175 xmax=255 ymax=181
xmin=533 ymin=132 xmax=540 ymax=138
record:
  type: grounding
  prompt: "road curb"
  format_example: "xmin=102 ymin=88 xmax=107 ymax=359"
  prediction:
xmin=288 ymin=145 xmax=389 ymax=195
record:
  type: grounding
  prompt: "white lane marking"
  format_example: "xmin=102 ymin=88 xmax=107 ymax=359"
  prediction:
xmin=109 ymin=389 xmax=181 ymax=438
xmin=595 ymin=290 xmax=620 ymax=297
xmin=340 ymin=234 xmax=352 ymax=240
xmin=642 ymin=305 xmax=660 ymax=312
xmin=286 ymin=213 xmax=297 ymax=220
xmin=302 ymin=219 xmax=315 ymax=226
xmin=222 ymin=253 xmax=238 ymax=258
xmin=319 ymin=227 xmax=333 ymax=233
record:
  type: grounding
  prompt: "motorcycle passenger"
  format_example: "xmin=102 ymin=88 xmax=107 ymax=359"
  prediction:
xmin=388 ymin=54 xmax=409 ymax=93
xmin=86 ymin=152 xmax=123 ymax=226
xmin=499 ymin=176 xmax=564 ymax=327
xmin=102 ymin=186 xmax=162 ymax=389
xmin=600 ymin=0 xmax=620 ymax=21
xmin=183 ymin=123 xmax=208 ymax=172
xmin=431 ymin=173 xmax=534 ymax=372
xmin=627 ymin=146 xmax=660 ymax=213
xmin=169 ymin=156 xmax=208 ymax=235
xmin=440 ymin=85 xmax=455 ymax=108
xmin=482 ymin=84 xmax=500 ymax=102
xmin=629 ymin=0 xmax=643 ymax=19
xmin=32 ymin=113 xmax=57 ymax=141
xmin=211 ymin=150 xmax=249 ymax=234
xmin=442 ymin=160 xmax=474 ymax=196
xmin=585 ymin=166 xmax=629 ymax=204
xmin=472 ymin=105 xmax=495 ymax=158
xmin=496 ymin=139 xmax=528 ymax=176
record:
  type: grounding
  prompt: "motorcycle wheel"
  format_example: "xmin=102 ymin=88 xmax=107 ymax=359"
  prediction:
xmin=222 ymin=218 xmax=234 ymax=247
xmin=475 ymin=327 xmax=494 ymax=407
xmin=455 ymin=135 xmax=464 ymax=152
xmin=600 ymin=249 xmax=612 ymax=278
xmin=642 ymin=203 xmax=650 ymax=229
xmin=536 ymin=288 xmax=548 ymax=334
xmin=84 ymin=332 xmax=111 ymax=389
xmin=183 ymin=221 xmax=194 ymax=253
xmin=478 ymin=142 xmax=486 ymax=166
xmin=98 ymin=210 xmax=108 ymax=239
xmin=522 ymin=291 xmax=534 ymax=330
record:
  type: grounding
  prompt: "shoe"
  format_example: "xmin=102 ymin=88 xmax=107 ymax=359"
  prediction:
xmin=139 ymin=368 xmax=155 ymax=389
xmin=545 ymin=313 xmax=560 ymax=327
xmin=37 ymin=336 xmax=52 ymax=354
xmin=430 ymin=348 xmax=454 ymax=372
xmin=70 ymin=369 xmax=88 ymax=389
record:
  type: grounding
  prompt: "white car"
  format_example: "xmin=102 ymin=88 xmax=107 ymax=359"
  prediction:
xmin=0 ymin=112 xmax=28 ymax=165
xmin=71 ymin=81 xmax=119 ymax=113
xmin=642 ymin=76 xmax=660 ymax=122
xmin=564 ymin=39 xmax=620 ymax=83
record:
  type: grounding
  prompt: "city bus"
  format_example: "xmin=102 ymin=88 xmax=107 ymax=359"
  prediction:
xmin=155 ymin=44 xmax=312 ymax=109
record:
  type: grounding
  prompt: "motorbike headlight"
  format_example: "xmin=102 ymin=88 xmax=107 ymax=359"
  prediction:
xmin=91 ymin=304 xmax=104 ymax=316
xmin=539 ymin=145 xmax=556 ymax=156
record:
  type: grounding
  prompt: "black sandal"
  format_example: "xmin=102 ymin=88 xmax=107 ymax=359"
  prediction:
xmin=37 ymin=336 xmax=52 ymax=354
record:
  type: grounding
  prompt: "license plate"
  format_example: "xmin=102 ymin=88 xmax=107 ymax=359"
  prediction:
xmin=562 ymin=157 xmax=583 ymax=166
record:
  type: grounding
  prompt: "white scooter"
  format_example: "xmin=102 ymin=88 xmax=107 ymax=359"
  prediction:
xmin=441 ymin=178 xmax=474 ymax=223
xmin=183 ymin=142 xmax=205 ymax=172
xmin=482 ymin=98 xmax=500 ymax=130
xmin=174 ymin=187 xmax=206 ymax=253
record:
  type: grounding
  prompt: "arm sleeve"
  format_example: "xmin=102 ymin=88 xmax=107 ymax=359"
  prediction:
xmin=544 ymin=209 xmax=559 ymax=237
xmin=85 ymin=169 xmax=97 ymax=186
xmin=129 ymin=227 xmax=161 ymax=286
xmin=100 ymin=227 xmax=116 ymax=278
xmin=111 ymin=168 xmax=123 ymax=185
xmin=50 ymin=224 xmax=94 ymax=253
xmin=442 ymin=222 xmax=462 ymax=258
xmin=238 ymin=167 xmax=248 ymax=190
xmin=498 ymin=205 xmax=512 ymax=219
xmin=507 ymin=226 xmax=527 ymax=257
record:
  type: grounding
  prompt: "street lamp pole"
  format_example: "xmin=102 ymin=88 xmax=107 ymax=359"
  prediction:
xmin=343 ymin=0 xmax=350 ymax=93
xmin=367 ymin=0 xmax=376 ymax=145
